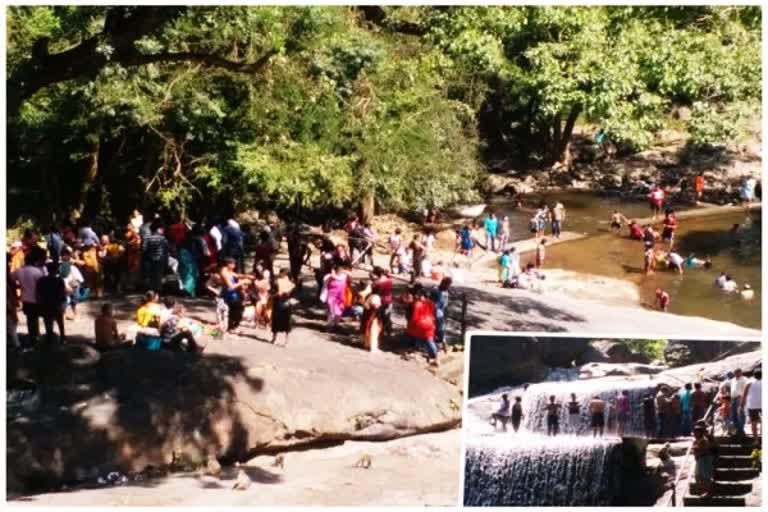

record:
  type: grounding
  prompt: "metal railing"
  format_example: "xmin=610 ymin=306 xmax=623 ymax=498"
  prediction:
xmin=668 ymin=400 xmax=718 ymax=507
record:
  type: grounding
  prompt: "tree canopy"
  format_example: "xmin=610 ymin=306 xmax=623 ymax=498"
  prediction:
xmin=6 ymin=5 xmax=761 ymax=225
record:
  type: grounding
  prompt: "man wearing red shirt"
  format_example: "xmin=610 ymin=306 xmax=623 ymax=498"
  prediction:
xmin=405 ymin=287 xmax=439 ymax=365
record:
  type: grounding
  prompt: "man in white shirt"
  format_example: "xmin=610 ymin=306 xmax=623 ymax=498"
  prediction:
xmin=714 ymin=272 xmax=727 ymax=288
xmin=11 ymin=248 xmax=47 ymax=345
xmin=668 ymin=251 xmax=684 ymax=274
xmin=741 ymin=370 xmax=762 ymax=442
xmin=730 ymin=368 xmax=748 ymax=436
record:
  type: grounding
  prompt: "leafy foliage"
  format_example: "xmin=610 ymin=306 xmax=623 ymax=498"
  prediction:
xmin=6 ymin=5 xmax=759 ymax=224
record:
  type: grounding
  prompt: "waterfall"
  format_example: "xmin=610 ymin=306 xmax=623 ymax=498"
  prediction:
xmin=463 ymin=378 xmax=657 ymax=506
xmin=522 ymin=379 xmax=657 ymax=437
xmin=464 ymin=435 xmax=624 ymax=506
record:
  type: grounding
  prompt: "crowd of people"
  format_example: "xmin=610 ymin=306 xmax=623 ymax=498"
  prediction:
xmin=6 ymin=209 xmax=464 ymax=365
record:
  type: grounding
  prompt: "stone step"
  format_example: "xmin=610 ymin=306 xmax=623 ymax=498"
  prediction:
xmin=690 ymin=481 xmax=753 ymax=496
xmin=714 ymin=436 xmax=761 ymax=446
xmin=715 ymin=467 xmax=760 ymax=481
xmin=716 ymin=455 xmax=754 ymax=469
xmin=716 ymin=444 xmax=754 ymax=456
xmin=683 ymin=495 xmax=746 ymax=507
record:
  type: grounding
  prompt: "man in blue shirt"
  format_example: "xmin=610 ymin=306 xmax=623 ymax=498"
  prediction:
xmin=483 ymin=213 xmax=499 ymax=253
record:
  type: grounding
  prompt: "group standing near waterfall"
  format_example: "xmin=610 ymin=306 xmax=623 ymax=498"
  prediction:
xmin=489 ymin=369 xmax=761 ymax=443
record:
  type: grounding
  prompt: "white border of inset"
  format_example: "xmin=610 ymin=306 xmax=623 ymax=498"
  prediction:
xmin=458 ymin=329 xmax=765 ymax=509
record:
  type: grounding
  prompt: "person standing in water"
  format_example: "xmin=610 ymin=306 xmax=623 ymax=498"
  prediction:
xmin=551 ymin=201 xmax=565 ymax=239
xmin=661 ymin=209 xmax=678 ymax=249
xmin=511 ymin=396 xmax=524 ymax=433
xmin=648 ymin=184 xmax=666 ymax=221
xmin=490 ymin=393 xmax=512 ymax=431
xmin=616 ymin=390 xmax=631 ymax=437
xmin=567 ymin=393 xmax=581 ymax=434
xmin=589 ymin=396 xmax=607 ymax=437
xmin=656 ymin=288 xmax=671 ymax=312
xmin=643 ymin=393 xmax=656 ymax=438
xmin=544 ymin=395 xmax=562 ymax=436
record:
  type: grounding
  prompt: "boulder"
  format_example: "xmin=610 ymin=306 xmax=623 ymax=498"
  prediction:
xmin=7 ymin=343 xmax=461 ymax=494
xmin=467 ymin=336 xmax=589 ymax=396
xmin=576 ymin=341 xmax=650 ymax=365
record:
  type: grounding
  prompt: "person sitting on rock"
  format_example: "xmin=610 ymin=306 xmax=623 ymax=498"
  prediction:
xmin=490 ymin=393 xmax=512 ymax=432
xmin=160 ymin=303 xmax=203 ymax=353
xmin=94 ymin=303 xmax=127 ymax=349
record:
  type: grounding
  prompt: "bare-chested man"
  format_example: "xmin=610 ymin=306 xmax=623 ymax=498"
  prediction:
xmin=589 ymin=395 xmax=607 ymax=437
xmin=544 ymin=395 xmax=562 ymax=436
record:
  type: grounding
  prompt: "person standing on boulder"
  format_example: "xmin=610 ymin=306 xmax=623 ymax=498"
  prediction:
xmin=589 ymin=395 xmax=606 ymax=438
xmin=404 ymin=286 xmax=439 ymax=366
xmin=680 ymin=383 xmax=694 ymax=436
xmin=544 ymin=395 xmax=562 ymax=436
xmin=691 ymin=382 xmax=709 ymax=424
xmin=694 ymin=173 xmax=705 ymax=204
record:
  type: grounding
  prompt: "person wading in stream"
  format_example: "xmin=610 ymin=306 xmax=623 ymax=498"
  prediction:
xmin=544 ymin=395 xmax=562 ymax=436
xmin=589 ymin=396 xmax=606 ymax=438
xmin=643 ymin=393 xmax=656 ymax=438
xmin=567 ymin=393 xmax=581 ymax=434
xmin=511 ymin=396 xmax=524 ymax=433
xmin=616 ymin=390 xmax=631 ymax=437
xmin=490 ymin=393 xmax=512 ymax=432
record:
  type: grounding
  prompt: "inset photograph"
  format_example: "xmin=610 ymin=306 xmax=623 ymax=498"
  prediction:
xmin=463 ymin=334 xmax=762 ymax=507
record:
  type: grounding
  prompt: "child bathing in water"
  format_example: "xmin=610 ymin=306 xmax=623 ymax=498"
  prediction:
xmin=610 ymin=211 xmax=627 ymax=231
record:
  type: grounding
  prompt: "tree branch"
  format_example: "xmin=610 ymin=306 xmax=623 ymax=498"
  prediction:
xmin=358 ymin=6 xmax=428 ymax=36
xmin=7 ymin=6 xmax=277 ymax=118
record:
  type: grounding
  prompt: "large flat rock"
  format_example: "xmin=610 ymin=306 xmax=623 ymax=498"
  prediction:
xmin=7 ymin=336 xmax=461 ymax=493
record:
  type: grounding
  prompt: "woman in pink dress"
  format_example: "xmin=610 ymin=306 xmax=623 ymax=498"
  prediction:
xmin=322 ymin=265 xmax=348 ymax=326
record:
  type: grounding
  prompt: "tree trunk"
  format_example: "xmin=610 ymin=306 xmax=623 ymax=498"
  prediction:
xmin=551 ymin=104 xmax=582 ymax=168
xmin=360 ymin=189 xmax=375 ymax=225
xmin=74 ymin=130 xmax=101 ymax=219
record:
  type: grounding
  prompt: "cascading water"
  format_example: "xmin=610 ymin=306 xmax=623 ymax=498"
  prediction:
xmin=522 ymin=379 xmax=658 ymax=437
xmin=464 ymin=435 xmax=624 ymax=506
xmin=463 ymin=378 xmax=656 ymax=506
